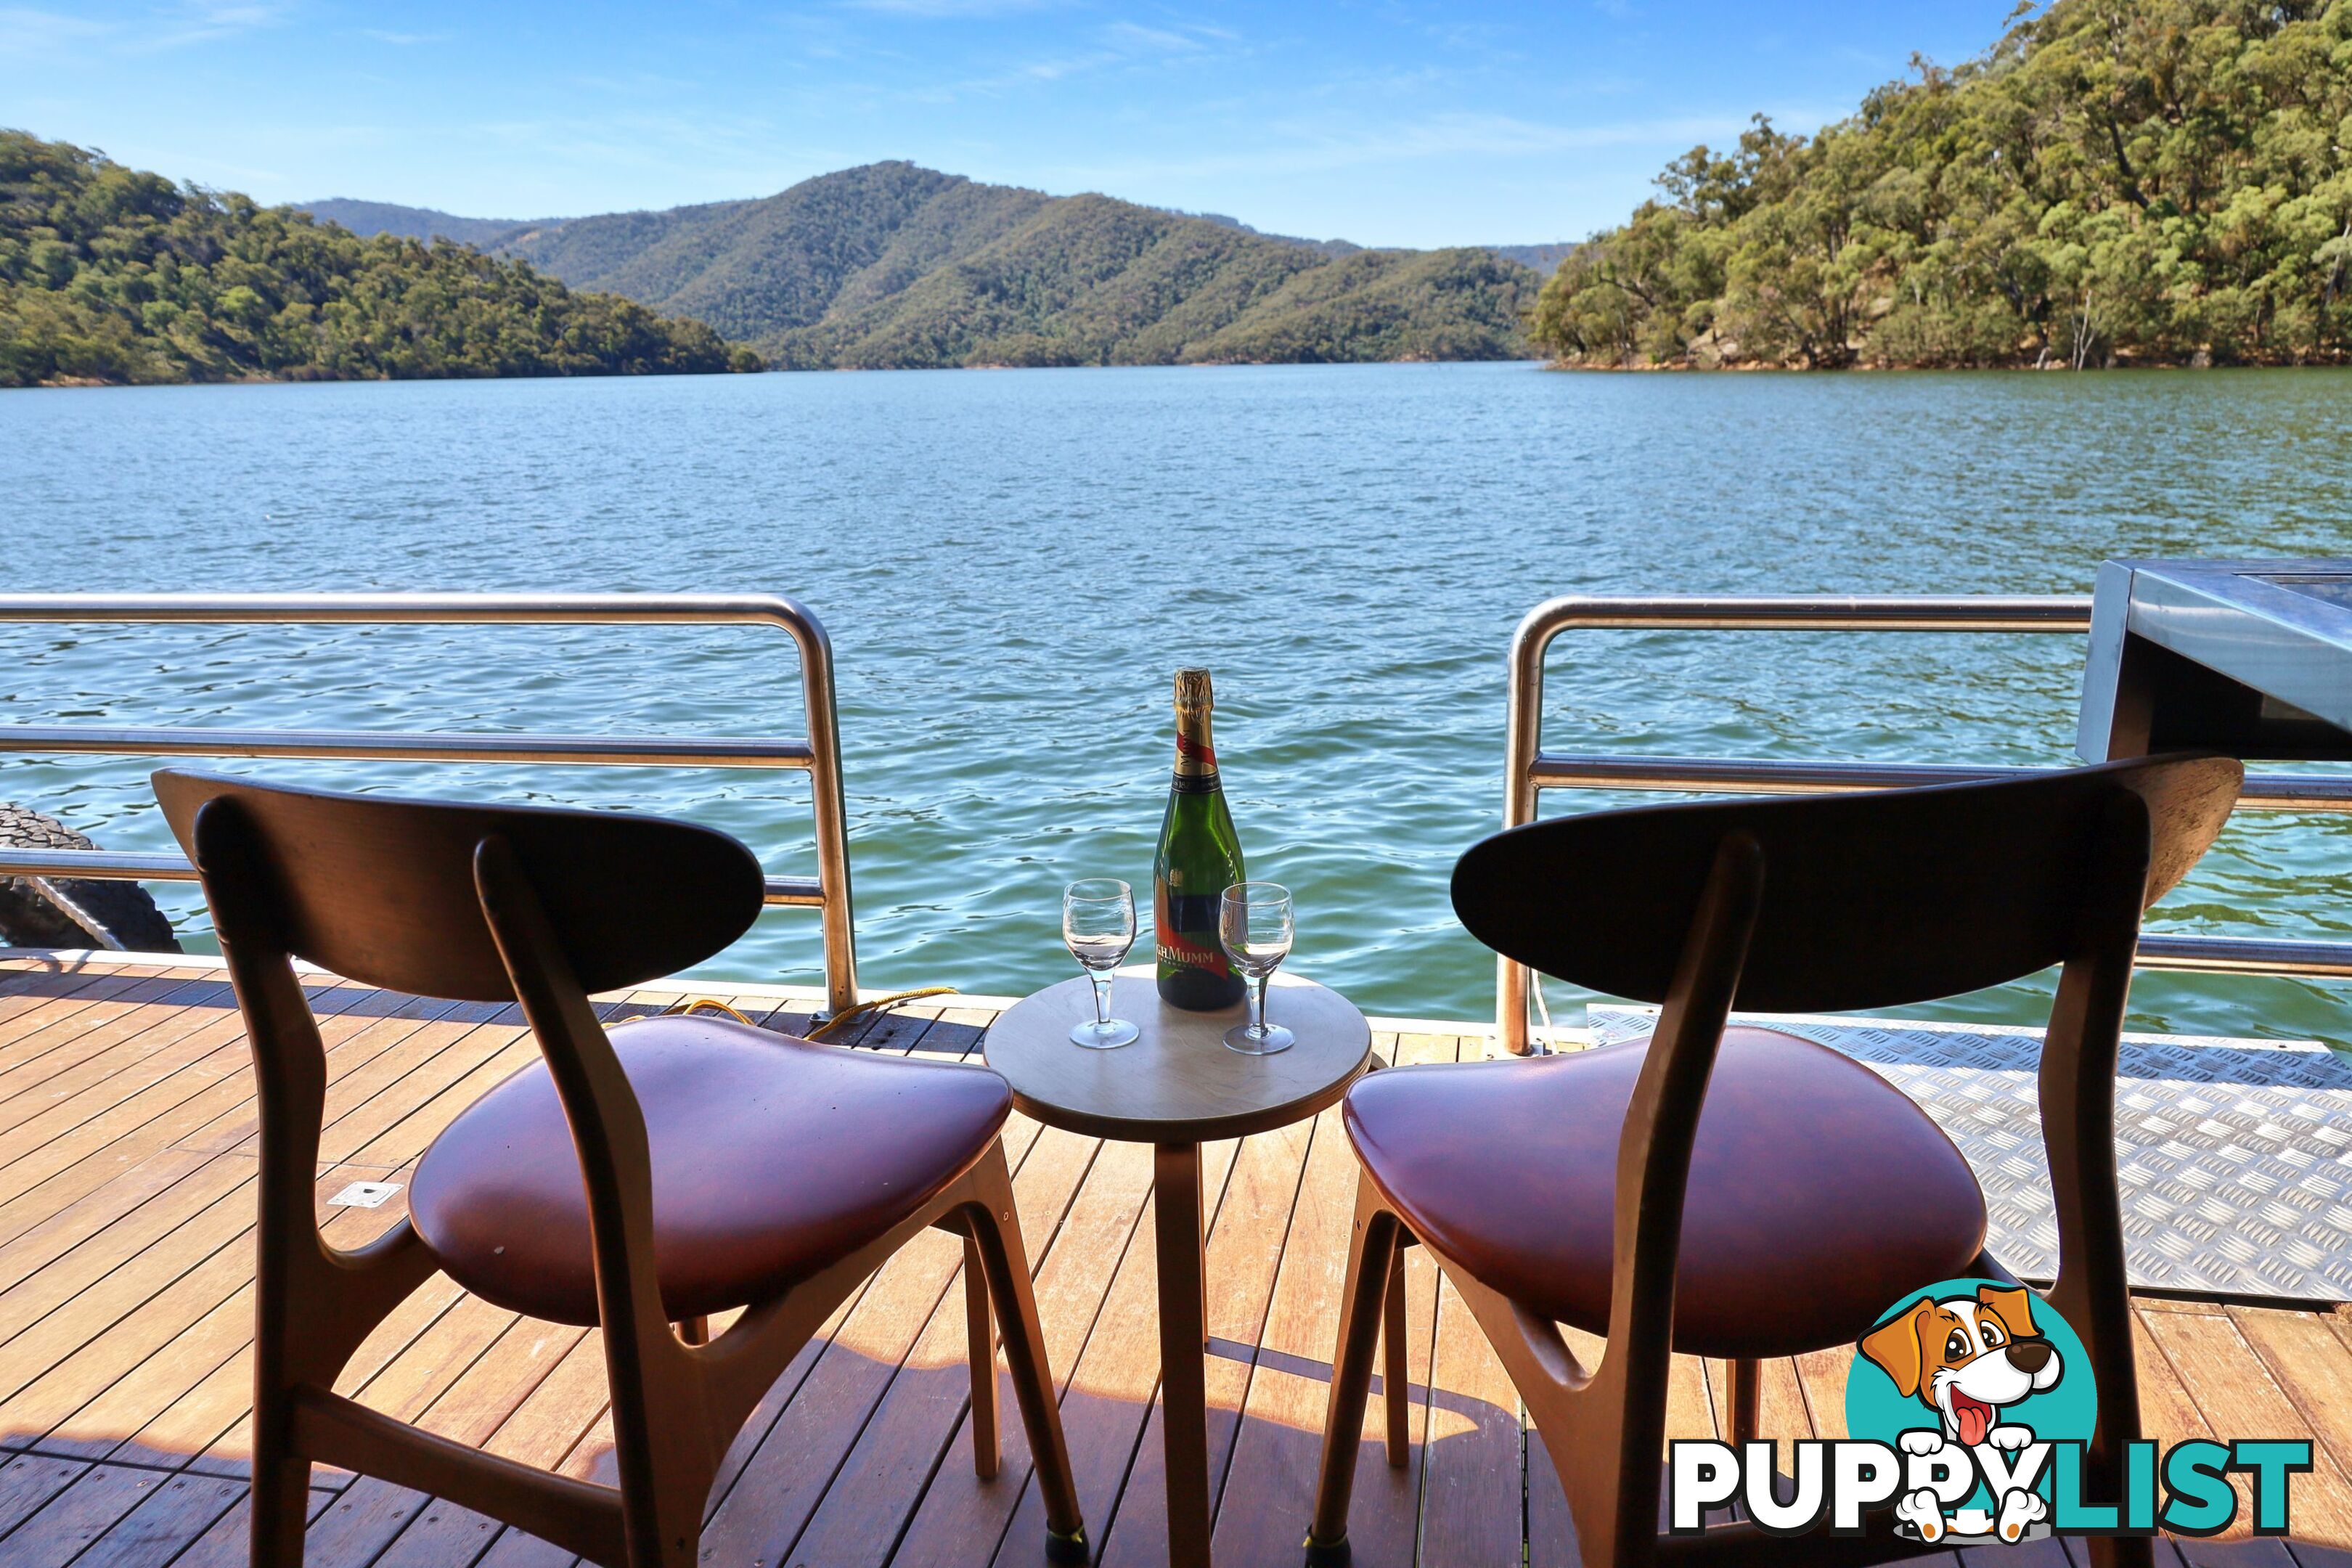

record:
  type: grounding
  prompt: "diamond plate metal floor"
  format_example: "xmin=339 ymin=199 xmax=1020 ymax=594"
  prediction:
xmin=1587 ymin=1005 xmax=2352 ymax=1304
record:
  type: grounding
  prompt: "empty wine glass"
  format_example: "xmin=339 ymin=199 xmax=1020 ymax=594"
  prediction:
xmin=1063 ymin=878 xmax=1140 ymax=1049
xmin=1218 ymin=882 xmax=1295 ymax=1055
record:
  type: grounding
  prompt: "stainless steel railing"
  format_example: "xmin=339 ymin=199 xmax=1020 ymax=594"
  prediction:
xmin=1498 ymin=595 xmax=2352 ymax=1054
xmin=0 ymin=594 xmax=859 ymax=1017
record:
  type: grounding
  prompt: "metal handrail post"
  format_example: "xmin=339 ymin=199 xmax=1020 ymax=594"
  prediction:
xmin=0 ymin=593 xmax=859 ymax=1016
xmin=1501 ymin=595 xmax=2094 ymax=1054
xmin=1497 ymin=592 xmax=2352 ymax=1054
xmin=1496 ymin=599 xmax=1554 ymax=1051
xmin=781 ymin=600 xmax=861 ymax=1019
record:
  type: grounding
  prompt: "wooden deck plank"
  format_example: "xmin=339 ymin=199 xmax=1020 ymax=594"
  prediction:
xmin=2130 ymin=1308 xmax=2293 ymax=1568
xmin=167 ymin=995 xmax=494 ymax=1163
xmin=0 ymin=959 xmax=2343 ymax=1567
xmin=2142 ymin=1306 xmax=2352 ymax=1554
xmin=0 ymin=979 xmax=125 ymax=1039
xmin=695 ymin=1114 xmax=1075 ymax=1568
xmin=2229 ymin=1307 xmax=2352 ymax=1490
xmin=0 ymin=980 xmax=318 ymax=1165
xmin=69 ymin=1469 xmax=246 ymax=1568
xmin=1097 ymin=1117 xmax=1312 ymax=1568
xmin=319 ymin=992 xmax=671 ymax=1175
xmin=0 ymin=1461 xmax=167 ymax=1567
xmin=1418 ymin=1265 xmax=1523 ymax=1568
xmin=815 ymin=1134 xmax=1155 ymax=1568
xmin=943 ymin=1139 xmax=1248 ymax=1568
xmin=0 ymin=976 xmax=224 ymax=1110
xmin=31 ymin=1276 xmax=256 ymax=1463
xmin=0 ymin=972 xmax=168 ymax=1061
xmin=0 ymin=1450 xmax=91 ymax=1539
xmin=0 ymin=1164 xmax=258 ymax=1398
xmin=0 ymin=1151 xmax=252 ymax=1346
xmin=0 ymin=1145 xmax=230 ymax=1305
xmin=1209 ymin=1087 xmax=1405 ymax=1567
xmin=1352 ymin=1033 xmax=1464 ymax=1568
xmin=150 ymin=1486 xmax=338 ymax=1568
xmin=0 ymin=1222 xmax=258 ymax=1453
xmin=0 ymin=986 xmax=394 ymax=1252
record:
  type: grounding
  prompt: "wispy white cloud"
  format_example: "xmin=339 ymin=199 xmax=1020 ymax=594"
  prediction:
xmin=0 ymin=6 xmax=113 ymax=56
xmin=359 ymin=28 xmax=449 ymax=46
xmin=841 ymin=0 xmax=1058 ymax=17
xmin=124 ymin=1 xmax=296 ymax=54
xmin=1101 ymin=22 xmax=1201 ymax=54
xmin=1048 ymin=109 xmax=1750 ymax=189
xmin=947 ymin=17 xmax=1241 ymax=96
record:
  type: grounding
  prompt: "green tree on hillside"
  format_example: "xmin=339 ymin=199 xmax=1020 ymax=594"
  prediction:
xmin=1532 ymin=0 xmax=2352 ymax=368
xmin=0 ymin=132 xmax=756 ymax=388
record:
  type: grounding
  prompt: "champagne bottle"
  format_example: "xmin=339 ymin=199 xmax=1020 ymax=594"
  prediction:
xmin=1154 ymin=667 xmax=1247 ymax=1010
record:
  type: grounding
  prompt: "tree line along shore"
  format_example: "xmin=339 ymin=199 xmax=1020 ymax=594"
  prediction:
xmin=1532 ymin=0 xmax=2351 ymax=370
xmin=6 ymin=0 xmax=2347 ymax=388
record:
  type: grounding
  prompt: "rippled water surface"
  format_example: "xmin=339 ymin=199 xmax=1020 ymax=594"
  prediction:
xmin=5 ymin=364 xmax=2350 ymax=1042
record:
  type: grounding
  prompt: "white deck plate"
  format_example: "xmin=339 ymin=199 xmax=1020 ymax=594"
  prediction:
xmin=1588 ymin=1005 xmax=2352 ymax=1304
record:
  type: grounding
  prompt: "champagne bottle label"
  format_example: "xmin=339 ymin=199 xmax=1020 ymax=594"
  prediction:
xmin=1155 ymin=666 xmax=1246 ymax=1010
xmin=1172 ymin=730 xmax=1218 ymax=793
xmin=1154 ymin=887 xmax=1228 ymax=970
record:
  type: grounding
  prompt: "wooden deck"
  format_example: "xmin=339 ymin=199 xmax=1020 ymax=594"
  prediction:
xmin=1 ymin=951 xmax=2350 ymax=1568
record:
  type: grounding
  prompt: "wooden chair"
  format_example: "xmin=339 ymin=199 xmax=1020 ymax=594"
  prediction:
xmin=152 ymin=770 xmax=1088 ymax=1568
xmin=1304 ymin=753 xmax=2243 ymax=1568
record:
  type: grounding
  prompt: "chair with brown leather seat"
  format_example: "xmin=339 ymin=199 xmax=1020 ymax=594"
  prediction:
xmin=1305 ymin=753 xmax=2243 ymax=1568
xmin=151 ymin=769 xmax=1087 ymax=1568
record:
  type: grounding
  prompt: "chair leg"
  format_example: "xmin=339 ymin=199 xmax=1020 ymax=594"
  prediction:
xmin=1381 ymin=1242 xmax=1410 ymax=1467
xmin=967 ymin=1146 xmax=1088 ymax=1564
xmin=964 ymin=1225 xmax=1000 ymax=1479
xmin=248 ymin=1398 xmax=309 ymax=1568
xmin=1726 ymin=1358 xmax=1760 ymax=1449
xmin=1307 ymin=1174 xmax=1401 ymax=1564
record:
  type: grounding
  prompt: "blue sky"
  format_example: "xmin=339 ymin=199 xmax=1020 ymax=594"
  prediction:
xmin=7 ymin=1 xmax=2017 ymax=247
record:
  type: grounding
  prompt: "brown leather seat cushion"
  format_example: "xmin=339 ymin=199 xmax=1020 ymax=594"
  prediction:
xmin=409 ymin=1015 xmax=1011 ymax=1325
xmin=1344 ymin=1027 xmax=1986 ymax=1360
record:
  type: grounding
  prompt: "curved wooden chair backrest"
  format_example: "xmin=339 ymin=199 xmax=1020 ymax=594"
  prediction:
xmin=152 ymin=768 xmax=765 ymax=1001
xmin=1439 ymin=750 xmax=2243 ymax=1568
xmin=1452 ymin=752 xmax=2243 ymax=1013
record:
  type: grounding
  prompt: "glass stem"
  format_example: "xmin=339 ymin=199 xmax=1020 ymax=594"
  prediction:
xmin=1251 ymin=971 xmax=1269 ymax=1035
xmin=1093 ymin=971 xmax=1114 ymax=1028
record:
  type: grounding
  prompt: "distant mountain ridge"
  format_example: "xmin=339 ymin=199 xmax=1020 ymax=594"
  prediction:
xmin=298 ymin=166 xmax=1560 ymax=368
xmin=298 ymin=198 xmax=544 ymax=249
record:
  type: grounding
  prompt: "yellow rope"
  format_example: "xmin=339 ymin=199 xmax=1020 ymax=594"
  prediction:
xmin=807 ymin=986 xmax=958 ymax=1041
xmin=659 ymin=987 xmax=958 ymax=1040
xmin=658 ymin=997 xmax=758 ymax=1026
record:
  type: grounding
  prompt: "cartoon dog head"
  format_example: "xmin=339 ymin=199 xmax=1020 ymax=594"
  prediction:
xmin=1860 ymin=1284 xmax=2062 ymax=1447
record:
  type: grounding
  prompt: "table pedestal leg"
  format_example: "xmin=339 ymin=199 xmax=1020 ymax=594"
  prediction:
xmin=1155 ymin=1140 xmax=1212 ymax=1567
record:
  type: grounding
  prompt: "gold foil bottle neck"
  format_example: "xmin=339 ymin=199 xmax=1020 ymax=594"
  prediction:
xmin=1174 ymin=666 xmax=1214 ymax=710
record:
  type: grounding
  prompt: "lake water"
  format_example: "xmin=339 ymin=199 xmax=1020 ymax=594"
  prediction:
xmin=4 ymin=363 xmax=2350 ymax=1043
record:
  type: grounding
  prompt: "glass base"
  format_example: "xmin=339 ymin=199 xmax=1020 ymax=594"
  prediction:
xmin=1070 ymin=1017 xmax=1140 ymax=1050
xmin=1223 ymin=1022 xmax=1295 ymax=1055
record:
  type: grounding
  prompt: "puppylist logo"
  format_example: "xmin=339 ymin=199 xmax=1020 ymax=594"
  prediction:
xmin=1667 ymin=1279 xmax=2313 ymax=1543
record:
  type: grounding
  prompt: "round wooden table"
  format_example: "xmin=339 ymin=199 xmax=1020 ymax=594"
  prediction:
xmin=985 ymin=968 xmax=1372 ymax=1567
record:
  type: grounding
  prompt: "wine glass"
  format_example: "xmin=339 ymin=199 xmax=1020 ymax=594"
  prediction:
xmin=1063 ymin=878 xmax=1140 ymax=1049
xmin=1218 ymin=882 xmax=1295 ymax=1055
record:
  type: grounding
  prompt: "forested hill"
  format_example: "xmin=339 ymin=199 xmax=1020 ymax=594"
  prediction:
xmin=1532 ymin=0 xmax=2351 ymax=369
xmin=335 ymin=163 xmax=1544 ymax=368
xmin=0 ymin=134 xmax=754 ymax=388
